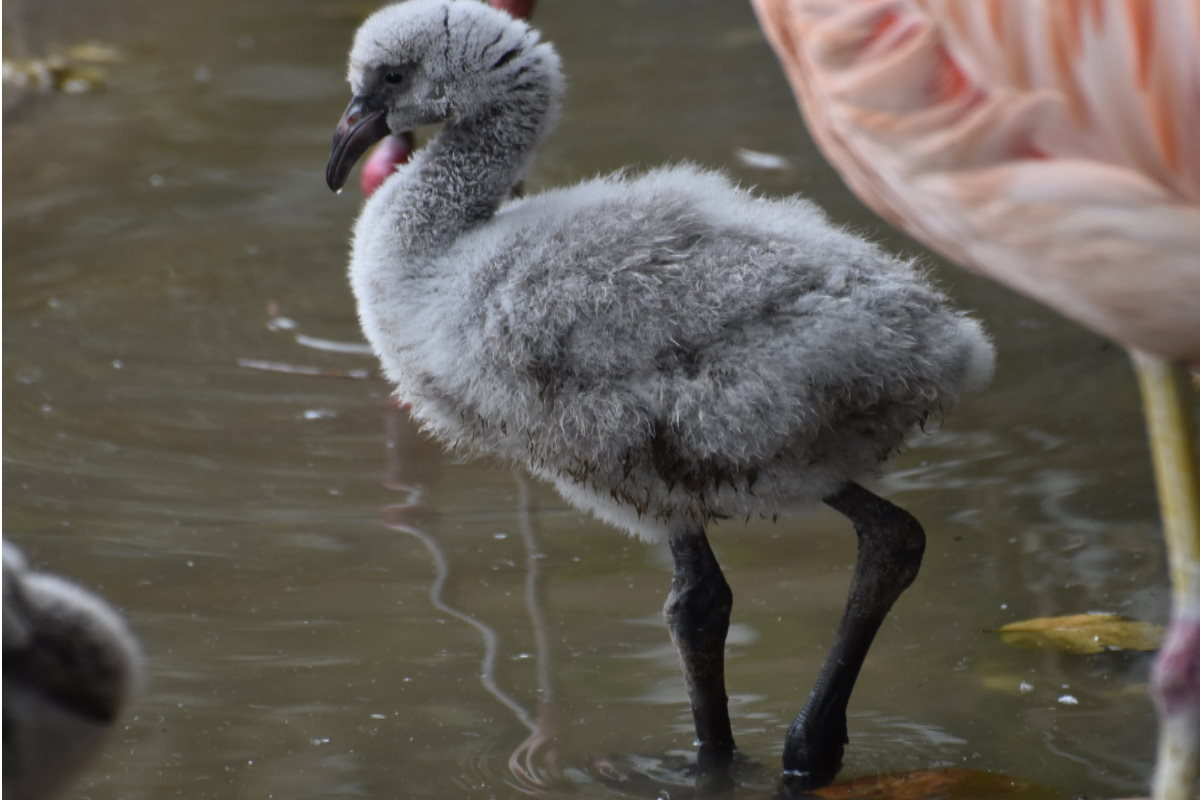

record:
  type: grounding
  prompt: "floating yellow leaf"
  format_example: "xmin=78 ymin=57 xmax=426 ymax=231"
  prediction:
xmin=994 ymin=613 xmax=1164 ymax=654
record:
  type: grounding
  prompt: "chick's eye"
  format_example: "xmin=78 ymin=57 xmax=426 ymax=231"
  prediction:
xmin=384 ymin=71 xmax=404 ymax=84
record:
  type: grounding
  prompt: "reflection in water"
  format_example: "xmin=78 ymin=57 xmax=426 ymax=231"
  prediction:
xmin=382 ymin=494 xmax=538 ymax=747
xmin=506 ymin=473 xmax=562 ymax=794
xmin=378 ymin=401 xmax=561 ymax=794
xmin=238 ymin=311 xmax=376 ymax=378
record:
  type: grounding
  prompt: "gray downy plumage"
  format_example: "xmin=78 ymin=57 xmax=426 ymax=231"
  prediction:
xmin=329 ymin=0 xmax=995 ymax=543
xmin=3 ymin=542 xmax=142 ymax=800
xmin=326 ymin=0 xmax=998 ymax=788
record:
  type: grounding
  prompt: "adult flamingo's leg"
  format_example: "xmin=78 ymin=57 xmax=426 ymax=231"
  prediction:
xmin=1134 ymin=354 xmax=1200 ymax=800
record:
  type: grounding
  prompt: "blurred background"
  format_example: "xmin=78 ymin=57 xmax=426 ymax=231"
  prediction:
xmin=3 ymin=0 xmax=1166 ymax=797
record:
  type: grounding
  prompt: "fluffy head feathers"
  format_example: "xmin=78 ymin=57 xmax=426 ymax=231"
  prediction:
xmin=347 ymin=0 xmax=561 ymax=125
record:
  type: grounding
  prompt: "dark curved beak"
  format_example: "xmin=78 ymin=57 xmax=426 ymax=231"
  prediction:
xmin=326 ymin=95 xmax=391 ymax=192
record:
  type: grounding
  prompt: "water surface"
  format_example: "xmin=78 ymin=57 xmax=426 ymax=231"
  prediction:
xmin=3 ymin=1 xmax=1167 ymax=797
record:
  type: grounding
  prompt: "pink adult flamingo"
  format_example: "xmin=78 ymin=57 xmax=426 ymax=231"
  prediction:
xmin=749 ymin=1 xmax=1200 ymax=798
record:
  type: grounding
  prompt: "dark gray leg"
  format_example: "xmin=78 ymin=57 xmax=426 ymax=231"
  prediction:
xmin=782 ymin=481 xmax=925 ymax=792
xmin=664 ymin=525 xmax=735 ymax=775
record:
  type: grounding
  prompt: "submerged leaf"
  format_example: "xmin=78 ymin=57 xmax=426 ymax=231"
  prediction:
xmin=994 ymin=613 xmax=1164 ymax=654
xmin=2 ymin=57 xmax=106 ymax=94
xmin=811 ymin=767 xmax=1066 ymax=800
xmin=66 ymin=41 xmax=125 ymax=64
xmin=2 ymin=40 xmax=120 ymax=97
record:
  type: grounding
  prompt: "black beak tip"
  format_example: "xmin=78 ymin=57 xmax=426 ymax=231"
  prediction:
xmin=326 ymin=158 xmax=349 ymax=194
xmin=325 ymin=101 xmax=389 ymax=196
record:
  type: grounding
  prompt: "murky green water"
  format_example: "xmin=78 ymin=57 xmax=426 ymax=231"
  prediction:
xmin=3 ymin=1 xmax=1169 ymax=798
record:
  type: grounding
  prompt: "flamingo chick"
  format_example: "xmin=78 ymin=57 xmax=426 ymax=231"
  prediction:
xmin=3 ymin=543 xmax=142 ymax=800
xmin=325 ymin=0 xmax=994 ymax=788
